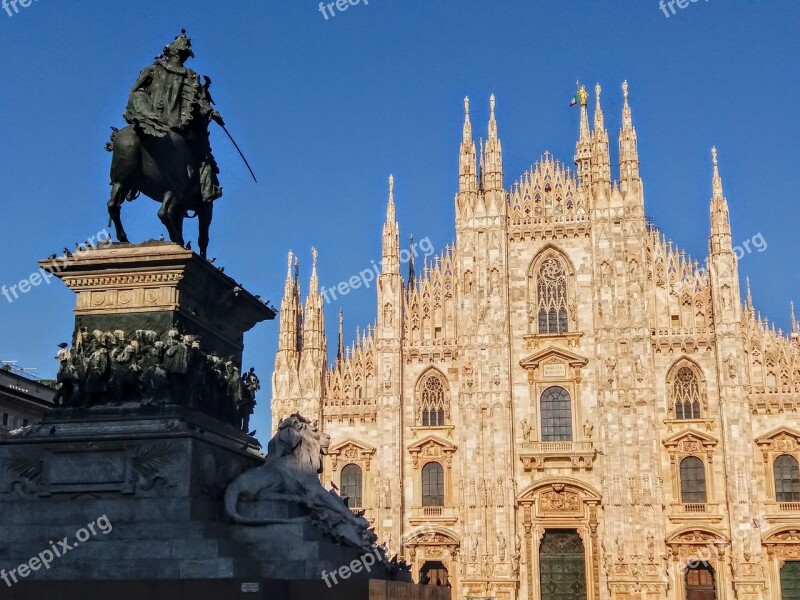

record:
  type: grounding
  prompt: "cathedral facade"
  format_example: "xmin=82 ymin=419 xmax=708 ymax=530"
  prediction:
xmin=271 ymin=83 xmax=800 ymax=600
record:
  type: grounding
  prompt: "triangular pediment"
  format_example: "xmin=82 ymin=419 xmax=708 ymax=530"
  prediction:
xmin=519 ymin=346 xmax=589 ymax=370
xmin=663 ymin=428 xmax=718 ymax=449
xmin=755 ymin=427 xmax=800 ymax=445
xmin=756 ymin=427 xmax=800 ymax=453
xmin=328 ymin=438 xmax=376 ymax=456
xmin=407 ymin=434 xmax=457 ymax=453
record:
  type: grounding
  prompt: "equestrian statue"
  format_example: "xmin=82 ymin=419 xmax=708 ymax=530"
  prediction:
xmin=106 ymin=30 xmax=252 ymax=258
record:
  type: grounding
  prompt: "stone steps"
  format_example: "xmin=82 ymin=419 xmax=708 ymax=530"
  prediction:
xmin=0 ymin=556 xmax=264 ymax=581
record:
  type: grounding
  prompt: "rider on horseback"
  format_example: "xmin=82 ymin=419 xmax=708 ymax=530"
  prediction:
xmin=123 ymin=29 xmax=223 ymax=203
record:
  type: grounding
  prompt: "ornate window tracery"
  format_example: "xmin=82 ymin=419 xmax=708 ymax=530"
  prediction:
xmin=669 ymin=364 xmax=704 ymax=419
xmin=536 ymin=257 xmax=569 ymax=334
xmin=417 ymin=371 xmax=449 ymax=427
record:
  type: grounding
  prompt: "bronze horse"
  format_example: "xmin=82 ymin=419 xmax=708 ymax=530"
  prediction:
xmin=106 ymin=126 xmax=213 ymax=258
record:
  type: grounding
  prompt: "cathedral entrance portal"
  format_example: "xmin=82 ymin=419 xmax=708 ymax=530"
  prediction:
xmin=420 ymin=560 xmax=450 ymax=586
xmin=517 ymin=479 xmax=601 ymax=600
xmin=539 ymin=529 xmax=586 ymax=600
xmin=684 ymin=564 xmax=716 ymax=600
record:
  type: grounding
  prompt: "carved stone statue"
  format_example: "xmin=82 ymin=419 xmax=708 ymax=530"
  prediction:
xmin=726 ymin=354 xmax=737 ymax=380
xmin=521 ymin=419 xmax=532 ymax=442
xmin=224 ymin=414 xmax=390 ymax=557
xmin=497 ymin=532 xmax=506 ymax=561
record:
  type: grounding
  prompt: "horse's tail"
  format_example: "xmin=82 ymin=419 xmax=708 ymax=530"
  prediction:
xmin=104 ymin=126 xmax=120 ymax=153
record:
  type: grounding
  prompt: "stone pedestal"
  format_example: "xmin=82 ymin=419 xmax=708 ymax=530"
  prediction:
xmin=0 ymin=242 xmax=436 ymax=597
xmin=0 ymin=410 xmax=420 ymax=591
xmin=0 ymin=409 xmax=265 ymax=580
xmin=39 ymin=241 xmax=275 ymax=366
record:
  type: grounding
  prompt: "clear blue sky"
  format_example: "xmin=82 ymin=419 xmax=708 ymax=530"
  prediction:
xmin=1 ymin=1 xmax=798 ymax=437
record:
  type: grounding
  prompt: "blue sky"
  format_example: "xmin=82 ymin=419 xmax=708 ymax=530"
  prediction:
xmin=1 ymin=1 xmax=798 ymax=436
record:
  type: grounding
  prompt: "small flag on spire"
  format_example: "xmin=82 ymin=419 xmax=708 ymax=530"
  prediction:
xmin=570 ymin=81 xmax=588 ymax=107
xmin=570 ymin=79 xmax=580 ymax=106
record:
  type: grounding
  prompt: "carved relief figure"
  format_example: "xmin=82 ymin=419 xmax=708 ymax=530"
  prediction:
xmin=521 ymin=419 xmax=532 ymax=442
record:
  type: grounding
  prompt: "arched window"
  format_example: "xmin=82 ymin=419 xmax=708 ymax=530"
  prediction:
xmin=536 ymin=257 xmax=569 ymax=334
xmin=422 ymin=462 xmax=445 ymax=507
xmin=680 ymin=456 xmax=707 ymax=504
xmin=774 ymin=455 xmax=800 ymax=503
xmin=418 ymin=372 xmax=447 ymax=427
xmin=341 ymin=464 xmax=363 ymax=508
xmin=540 ymin=386 xmax=573 ymax=442
xmin=673 ymin=366 xmax=702 ymax=419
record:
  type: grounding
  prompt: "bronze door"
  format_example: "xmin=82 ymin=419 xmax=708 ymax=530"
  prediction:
xmin=685 ymin=565 xmax=716 ymax=600
xmin=539 ymin=529 xmax=587 ymax=600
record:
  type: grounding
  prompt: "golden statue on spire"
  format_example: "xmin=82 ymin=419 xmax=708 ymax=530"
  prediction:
xmin=578 ymin=82 xmax=589 ymax=107
xmin=570 ymin=80 xmax=589 ymax=108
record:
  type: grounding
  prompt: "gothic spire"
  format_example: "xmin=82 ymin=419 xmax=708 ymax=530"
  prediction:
xmin=278 ymin=250 xmax=300 ymax=354
xmin=337 ymin=308 xmax=344 ymax=364
xmin=574 ymin=83 xmax=592 ymax=191
xmin=459 ymin=97 xmax=477 ymax=193
xmin=618 ymin=80 xmax=640 ymax=185
xmin=382 ymin=175 xmax=400 ymax=275
xmin=746 ymin=276 xmax=754 ymax=314
xmin=309 ymin=246 xmax=319 ymax=297
xmin=712 ymin=146 xmax=724 ymax=200
xmin=302 ymin=248 xmax=325 ymax=353
xmin=594 ymin=83 xmax=605 ymax=131
xmin=483 ymin=94 xmax=503 ymax=192
xmin=592 ymin=83 xmax=611 ymax=196
xmin=406 ymin=234 xmax=416 ymax=292
xmin=709 ymin=147 xmax=732 ymax=256
xmin=463 ymin=96 xmax=472 ymax=144
xmin=386 ymin=173 xmax=396 ymax=223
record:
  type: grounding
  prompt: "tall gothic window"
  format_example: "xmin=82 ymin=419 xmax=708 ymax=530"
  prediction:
xmin=540 ymin=386 xmax=573 ymax=442
xmin=341 ymin=464 xmax=363 ymax=508
xmin=422 ymin=462 xmax=445 ymax=507
xmin=680 ymin=456 xmax=707 ymax=504
xmin=536 ymin=257 xmax=569 ymax=334
xmin=418 ymin=372 xmax=447 ymax=427
xmin=673 ymin=366 xmax=702 ymax=419
xmin=774 ymin=455 xmax=800 ymax=503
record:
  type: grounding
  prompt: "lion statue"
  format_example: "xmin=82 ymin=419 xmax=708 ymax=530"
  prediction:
xmin=224 ymin=413 xmax=380 ymax=554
